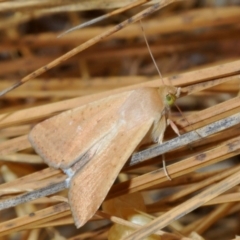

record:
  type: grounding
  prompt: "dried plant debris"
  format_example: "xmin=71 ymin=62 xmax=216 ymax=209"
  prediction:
xmin=0 ymin=0 xmax=240 ymax=239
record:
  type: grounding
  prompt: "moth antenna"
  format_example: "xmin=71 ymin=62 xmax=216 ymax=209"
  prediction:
xmin=140 ymin=20 xmax=202 ymax=178
xmin=58 ymin=0 xmax=151 ymax=38
xmin=140 ymin=20 xmax=176 ymax=180
xmin=140 ymin=21 xmax=202 ymax=144
xmin=139 ymin=20 xmax=165 ymax=85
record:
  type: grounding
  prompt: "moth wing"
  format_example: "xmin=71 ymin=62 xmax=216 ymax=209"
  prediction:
xmin=68 ymin=117 xmax=155 ymax=228
xmin=29 ymin=91 xmax=132 ymax=169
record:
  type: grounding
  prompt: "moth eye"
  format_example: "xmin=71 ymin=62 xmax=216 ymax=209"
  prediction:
xmin=166 ymin=94 xmax=176 ymax=106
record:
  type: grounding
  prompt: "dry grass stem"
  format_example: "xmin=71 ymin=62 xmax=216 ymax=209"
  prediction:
xmin=0 ymin=1 xmax=240 ymax=239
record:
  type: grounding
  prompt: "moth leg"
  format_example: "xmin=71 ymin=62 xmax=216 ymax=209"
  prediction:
xmin=176 ymin=87 xmax=181 ymax=98
xmin=167 ymin=118 xmax=180 ymax=137
xmin=153 ymin=116 xmax=166 ymax=144
xmin=159 ymin=138 xmax=172 ymax=181
xmin=153 ymin=116 xmax=172 ymax=180
xmin=162 ymin=154 xmax=171 ymax=181
xmin=157 ymin=130 xmax=165 ymax=145
xmin=168 ymin=118 xmax=195 ymax=151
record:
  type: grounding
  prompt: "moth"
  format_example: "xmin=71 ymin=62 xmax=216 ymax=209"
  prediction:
xmin=28 ymin=85 xmax=180 ymax=228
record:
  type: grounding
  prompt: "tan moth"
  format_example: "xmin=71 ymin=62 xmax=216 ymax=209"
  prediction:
xmin=28 ymin=85 xmax=180 ymax=228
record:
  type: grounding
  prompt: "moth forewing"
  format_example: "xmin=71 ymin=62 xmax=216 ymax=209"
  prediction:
xmin=28 ymin=86 xmax=179 ymax=228
xmin=28 ymin=90 xmax=133 ymax=169
xmin=69 ymin=117 xmax=155 ymax=228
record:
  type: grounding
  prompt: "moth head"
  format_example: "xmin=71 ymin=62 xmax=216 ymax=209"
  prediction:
xmin=159 ymin=86 xmax=181 ymax=107
xmin=166 ymin=92 xmax=176 ymax=106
